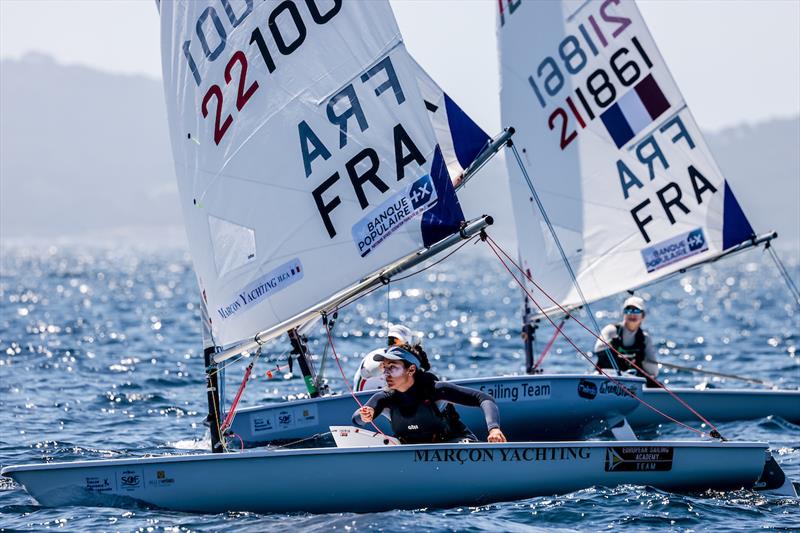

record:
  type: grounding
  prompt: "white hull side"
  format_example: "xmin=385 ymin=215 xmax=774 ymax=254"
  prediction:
xmin=627 ymin=388 xmax=800 ymax=426
xmin=3 ymin=441 xmax=769 ymax=513
xmin=228 ymin=374 xmax=644 ymax=445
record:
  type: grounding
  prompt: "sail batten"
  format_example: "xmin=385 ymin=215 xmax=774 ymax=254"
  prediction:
xmin=499 ymin=0 xmax=759 ymax=313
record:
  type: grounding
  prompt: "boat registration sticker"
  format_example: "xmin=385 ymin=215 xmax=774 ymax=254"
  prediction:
xmin=605 ymin=446 xmax=674 ymax=472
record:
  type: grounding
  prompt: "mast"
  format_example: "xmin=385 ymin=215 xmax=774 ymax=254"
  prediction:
xmin=288 ymin=328 xmax=320 ymax=398
xmin=203 ymin=346 xmax=224 ymax=453
xmin=522 ymin=296 xmax=537 ymax=374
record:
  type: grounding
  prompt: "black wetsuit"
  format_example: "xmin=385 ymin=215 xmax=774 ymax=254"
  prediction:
xmin=597 ymin=324 xmax=658 ymax=387
xmin=352 ymin=372 xmax=500 ymax=444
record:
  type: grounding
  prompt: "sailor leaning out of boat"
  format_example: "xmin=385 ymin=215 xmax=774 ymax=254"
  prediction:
xmin=353 ymin=345 xmax=507 ymax=444
xmin=594 ymin=296 xmax=659 ymax=387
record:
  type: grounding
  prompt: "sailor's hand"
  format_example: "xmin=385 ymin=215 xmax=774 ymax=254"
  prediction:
xmin=488 ymin=428 xmax=507 ymax=443
xmin=359 ymin=406 xmax=375 ymax=423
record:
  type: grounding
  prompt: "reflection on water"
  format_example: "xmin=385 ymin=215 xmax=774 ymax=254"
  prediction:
xmin=0 ymin=245 xmax=798 ymax=530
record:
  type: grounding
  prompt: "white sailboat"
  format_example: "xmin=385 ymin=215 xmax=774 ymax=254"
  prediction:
xmin=2 ymin=0 xmax=794 ymax=513
xmin=213 ymin=15 xmax=646 ymax=449
xmin=498 ymin=0 xmax=799 ymax=427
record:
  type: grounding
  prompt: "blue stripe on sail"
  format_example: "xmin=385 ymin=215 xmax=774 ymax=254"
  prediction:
xmin=600 ymin=103 xmax=634 ymax=148
xmin=722 ymin=181 xmax=755 ymax=250
xmin=443 ymin=93 xmax=490 ymax=170
xmin=421 ymin=146 xmax=465 ymax=246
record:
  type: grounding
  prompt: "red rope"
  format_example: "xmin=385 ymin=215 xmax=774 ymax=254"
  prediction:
xmin=220 ymin=360 xmax=254 ymax=432
xmin=484 ymin=234 xmax=724 ymax=437
xmin=484 ymin=237 xmax=714 ymax=438
xmin=324 ymin=314 xmax=391 ymax=439
xmin=533 ymin=318 xmax=565 ymax=371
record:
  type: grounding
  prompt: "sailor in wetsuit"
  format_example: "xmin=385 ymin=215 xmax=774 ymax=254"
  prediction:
xmin=353 ymin=346 xmax=507 ymax=444
xmin=595 ymin=296 xmax=659 ymax=387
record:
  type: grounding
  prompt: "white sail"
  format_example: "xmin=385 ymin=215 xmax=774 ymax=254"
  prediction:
xmin=160 ymin=0 xmax=469 ymax=346
xmin=498 ymin=0 xmax=757 ymax=317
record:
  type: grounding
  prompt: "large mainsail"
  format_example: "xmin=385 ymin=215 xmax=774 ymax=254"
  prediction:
xmin=160 ymin=0 xmax=472 ymax=347
xmin=498 ymin=0 xmax=757 ymax=317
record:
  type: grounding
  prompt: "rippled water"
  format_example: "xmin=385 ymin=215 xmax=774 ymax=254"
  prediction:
xmin=1 ymin=244 xmax=798 ymax=531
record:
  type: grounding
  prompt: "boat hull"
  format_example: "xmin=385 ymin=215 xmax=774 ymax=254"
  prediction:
xmin=2 ymin=441 xmax=769 ymax=513
xmin=627 ymin=388 xmax=800 ymax=426
xmin=229 ymin=374 xmax=644 ymax=446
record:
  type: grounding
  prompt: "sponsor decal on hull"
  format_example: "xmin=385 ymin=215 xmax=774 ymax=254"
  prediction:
xmin=479 ymin=382 xmax=551 ymax=402
xmin=414 ymin=447 xmax=591 ymax=464
xmin=578 ymin=379 xmax=598 ymax=400
xmin=605 ymin=446 xmax=674 ymax=472
xmin=117 ymin=469 xmax=144 ymax=492
xmin=251 ymin=404 xmax=319 ymax=435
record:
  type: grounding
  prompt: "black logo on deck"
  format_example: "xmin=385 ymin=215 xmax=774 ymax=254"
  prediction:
xmin=578 ymin=379 xmax=598 ymax=399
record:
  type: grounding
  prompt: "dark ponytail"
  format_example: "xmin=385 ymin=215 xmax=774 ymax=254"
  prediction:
xmin=403 ymin=343 xmax=431 ymax=372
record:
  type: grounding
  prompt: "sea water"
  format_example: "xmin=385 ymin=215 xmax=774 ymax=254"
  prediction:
xmin=1 ymin=244 xmax=798 ymax=531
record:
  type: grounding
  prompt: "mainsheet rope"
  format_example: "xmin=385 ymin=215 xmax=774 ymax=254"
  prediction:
xmin=323 ymin=313 xmax=390 ymax=438
xmin=484 ymin=234 xmax=723 ymax=439
xmin=317 ymin=235 xmax=479 ymax=441
xmin=532 ymin=318 xmax=566 ymax=371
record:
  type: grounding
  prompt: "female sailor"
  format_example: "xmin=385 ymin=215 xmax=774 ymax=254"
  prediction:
xmin=352 ymin=324 xmax=431 ymax=391
xmin=353 ymin=346 xmax=507 ymax=444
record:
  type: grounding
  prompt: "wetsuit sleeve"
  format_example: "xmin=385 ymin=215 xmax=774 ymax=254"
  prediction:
xmin=642 ymin=332 xmax=659 ymax=377
xmin=594 ymin=324 xmax=616 ymax=353
xmin=351 ymin=391 xmax=388 ymax=426
xmin=434 ymin=382 xmax=500 ymax=431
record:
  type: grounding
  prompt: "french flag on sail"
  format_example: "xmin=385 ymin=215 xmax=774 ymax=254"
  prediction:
xmin=601 ymin=74 xmax=671 ymax=148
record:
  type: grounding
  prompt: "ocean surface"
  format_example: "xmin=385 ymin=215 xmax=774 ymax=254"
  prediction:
xmin=1 ymin=244 xmax=798 ymax=532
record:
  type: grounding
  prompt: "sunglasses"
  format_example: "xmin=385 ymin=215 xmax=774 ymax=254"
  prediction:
xmin=381 ymin=365 xmax=406 ymax=377
xmin=623 ymin=307 xmax=643 ymax=315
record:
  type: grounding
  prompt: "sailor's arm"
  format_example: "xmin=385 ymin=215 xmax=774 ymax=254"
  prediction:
xmin=594 ymin=324 xmax=617 ymax=353
xmin=351 ymin=392 xmax=387 ymax=426
xmin=642 ymin=333 xmax=659 ymax=377
xmin=435 ymin=382 xmax=504 ymax=440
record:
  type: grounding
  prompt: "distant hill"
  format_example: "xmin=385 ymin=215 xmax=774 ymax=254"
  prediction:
xmin=0 ymin=53 xmax=180 ymax=245
xmin=1 ymin=53 xmax=797 ymax=254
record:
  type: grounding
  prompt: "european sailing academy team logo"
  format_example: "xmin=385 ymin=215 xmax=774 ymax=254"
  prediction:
xmin=605 ymin=446 xmax=674 ymax=472
xmin=351 ymin=174 xmax=438 ymax=257
xmin=641 ymin=228 xmax=708 ymax=273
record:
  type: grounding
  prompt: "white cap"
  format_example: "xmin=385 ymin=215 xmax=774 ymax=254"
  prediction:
xmin=623 ymin=296 xmax=646 ymax=312
xmin=387 ymin=324 xmax=415 ymax=345
xmin=359 ymin=348 xmax=386 ymax=378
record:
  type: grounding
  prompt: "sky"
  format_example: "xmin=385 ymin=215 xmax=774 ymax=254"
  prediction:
xmin=1 ymin=0 xmax=798 ymax=133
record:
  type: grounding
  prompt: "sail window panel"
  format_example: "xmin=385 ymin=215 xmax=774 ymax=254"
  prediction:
xmin=207 ymin=215 xmax=257 ymax=278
